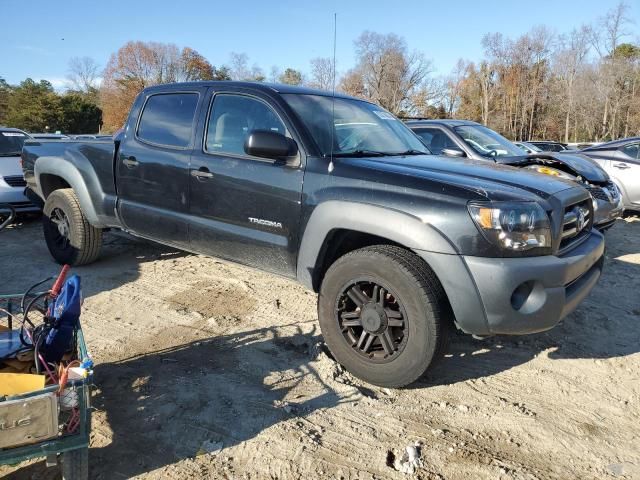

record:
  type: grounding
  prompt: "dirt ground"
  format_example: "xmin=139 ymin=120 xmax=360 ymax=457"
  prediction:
xmin=1 ymin=216 xmax=639 ymax=480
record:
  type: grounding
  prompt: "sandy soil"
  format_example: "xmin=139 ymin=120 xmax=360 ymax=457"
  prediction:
xmin=1 ymin=216 xmax=639 ymax=480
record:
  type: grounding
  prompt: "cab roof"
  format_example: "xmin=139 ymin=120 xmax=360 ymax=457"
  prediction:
xmin=142 ymin=81 xmax=361 ymax=101
xmin=0 ymin=127 xmax=29 ymax=134
xmin=404 ymin=119 xmax=481 ymax=127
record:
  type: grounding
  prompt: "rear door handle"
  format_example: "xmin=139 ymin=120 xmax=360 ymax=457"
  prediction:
xmin=122 ymin=156 xmax=139 ymax=168
xmin=191 ymin=167 xmax=214 ymax=180
xmin=613 ymin=162 xmax=630 ymax=169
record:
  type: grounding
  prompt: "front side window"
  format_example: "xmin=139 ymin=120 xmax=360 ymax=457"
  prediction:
xmin=137 ymin=93 xmax=199 ymax=148
xmin=413 ymin=128 xmax=458 ymax=155
xmin=622 ymin=143 xmax=639 ymax=160
xmin=283 ymin=94 xmax=428 ymax=157
xmin=206 ymin=94 xmax=286 ymax=156
xmin=522 ymin=142 xmax=542 ymax=153
xmin=453 ymin=125 xmax=523 ymax=158
xmin=0 ymin=131 xmax=28 ymax=156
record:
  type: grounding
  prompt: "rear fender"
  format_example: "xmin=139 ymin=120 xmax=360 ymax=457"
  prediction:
xmin=34 ymin=157 xmax=109 ymax=227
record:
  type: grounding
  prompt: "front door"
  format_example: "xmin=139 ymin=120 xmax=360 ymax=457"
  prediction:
xmin=116 ymin=90 xmax=203 ymax=246
xmin=188 ymin=89 xmax=304 ymax=277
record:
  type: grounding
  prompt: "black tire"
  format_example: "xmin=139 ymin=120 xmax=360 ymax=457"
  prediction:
xmin=318 ymin=245 xmax=450 ymax=388
xmin=61 ymin=447 xmax=88 ymax=480
xmin=42 ymin=189 xmax=102 ymax=266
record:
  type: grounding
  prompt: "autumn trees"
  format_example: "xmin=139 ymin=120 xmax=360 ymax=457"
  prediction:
xmin=443 ymin=2 xmax=639 ymax=142
xmin=339 ymin=31 xmax=433 ymax=116
xmin=2 ymin=1 xmax=638 ymax=141
xmin=100 ymin=41 xmax=228 ymax=130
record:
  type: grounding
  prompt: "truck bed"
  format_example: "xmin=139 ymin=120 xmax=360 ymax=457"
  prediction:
xmin=21 ymin=139 xmax=121 ymax=228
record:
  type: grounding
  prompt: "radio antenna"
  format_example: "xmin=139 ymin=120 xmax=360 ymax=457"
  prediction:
xmin=328 ymin=12 xmax=337 ymax=173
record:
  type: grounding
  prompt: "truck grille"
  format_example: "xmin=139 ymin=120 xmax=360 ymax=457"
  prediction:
xmin=560 ymin=199 xmax=592 ymax=251
xmin=3 ymin=175 xmax=26 ymax=188
xmin=586 ymin=181 xmax=619 ymax=203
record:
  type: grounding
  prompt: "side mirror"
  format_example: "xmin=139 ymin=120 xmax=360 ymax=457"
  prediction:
xmin=442 ymin=148 xmax=466 ymax=158
xmin=244 ymin=130 xmax=298 ymax=163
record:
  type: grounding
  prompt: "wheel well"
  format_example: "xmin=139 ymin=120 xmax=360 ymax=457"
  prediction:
xmin=39 ymin=174 xmax=70 ymax=199
xmin=312 ymin=229 xmax=458 ymax=331
xmin=312 ymin=229 xmax=403 ymax=292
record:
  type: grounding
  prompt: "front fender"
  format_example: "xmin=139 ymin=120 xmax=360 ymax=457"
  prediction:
xmin=296 ymin=200 xmax=459 ymax=289
xmin=297 ymin=200 xmax=491 ymax=335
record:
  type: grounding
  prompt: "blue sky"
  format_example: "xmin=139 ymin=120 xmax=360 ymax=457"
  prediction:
xmin=2 ymin=0 xmax=638 ymax=89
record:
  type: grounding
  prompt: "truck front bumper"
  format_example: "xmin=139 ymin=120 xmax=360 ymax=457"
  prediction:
xmin=416 ymin=230 xmax=605 ymax=336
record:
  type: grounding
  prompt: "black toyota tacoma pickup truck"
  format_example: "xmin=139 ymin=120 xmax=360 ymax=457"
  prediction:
xmin=22 ymin=82 xmax=605 ymax=387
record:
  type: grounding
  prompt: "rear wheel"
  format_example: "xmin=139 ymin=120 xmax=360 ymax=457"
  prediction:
xmin=43 ymin=189 xmax=102 ymax=265
xmin=318 ymin=245 xmax=450 ymax=388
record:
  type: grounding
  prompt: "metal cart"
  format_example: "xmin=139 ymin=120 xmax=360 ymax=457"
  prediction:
xmin=0 ymin=203 xmax=91 ymax=479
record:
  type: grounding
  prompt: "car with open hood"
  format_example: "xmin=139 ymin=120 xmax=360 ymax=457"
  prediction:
xmin=407 ymin=119 xmax=623 ymax=230
xmin=581 ymin=137 xmax=640 ymax=212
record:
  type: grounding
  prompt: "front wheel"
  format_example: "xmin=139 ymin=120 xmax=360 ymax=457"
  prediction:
xmin=318 ymin=245 xmax=450 ymax=388
xmin=43 ymin=189 xmax=102 ymax=266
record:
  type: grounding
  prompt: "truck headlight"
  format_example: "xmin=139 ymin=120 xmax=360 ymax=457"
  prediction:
xmin=468 ymin=202 xmax=551 ymax=251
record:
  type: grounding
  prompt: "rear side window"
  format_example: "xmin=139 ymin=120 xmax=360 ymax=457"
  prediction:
xmin=622 ymin=143 xmax=639 ymax=160
xmin=206 ymin=94 xmax=286 ymax=156
xmin=137 ymin=93 xmax=199 ymax=148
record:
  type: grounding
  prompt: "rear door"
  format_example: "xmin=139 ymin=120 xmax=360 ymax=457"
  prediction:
xmin=188 ymin=88 xmax=305 ymax=277
xmin=117 ymin=89 xmax=204 ymax=246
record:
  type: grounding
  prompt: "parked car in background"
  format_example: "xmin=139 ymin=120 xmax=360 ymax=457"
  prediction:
xmin=581 ymin=137 xmax=640 ymax=211
xmin=514 ymin=141 xmax=543 ymax=154
xmin=70 ymin=134 xmax=114 ymax=140
xmin=528 ymin=140 xmax=575 ymax=152
xmin=30 ymin=133 xmax=70 ymax=140
xmin=0 ymin=127 xmax=40 ymax=214
xmin=407 ymin=119 xmax=623 ymax=230
xmin=567 ymin=142 xmax=603 ymax=150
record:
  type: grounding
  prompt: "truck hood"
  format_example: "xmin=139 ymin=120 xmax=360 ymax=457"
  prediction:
xmin=344 ymin=154 xmax=575 ymax=200
xmin=0 ymin=155 xmax=24 ymax=177
xmin=495 ymin=152 xmax=609 ymax=183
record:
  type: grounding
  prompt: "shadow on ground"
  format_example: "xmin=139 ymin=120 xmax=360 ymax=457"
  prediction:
xmin=6 ymin=325 xmax=353 ymax=479
xmin=0 ymin=216 xmax=189 ymax=302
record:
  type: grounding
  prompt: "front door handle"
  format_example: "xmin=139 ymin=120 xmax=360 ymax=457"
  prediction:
xmin=122 ymin=156 xmax=139 ymax=168
xmin=191 ymin=167 xmax=214 ymax=180
xmin=613 ymin=162 xmax=631 ymax=169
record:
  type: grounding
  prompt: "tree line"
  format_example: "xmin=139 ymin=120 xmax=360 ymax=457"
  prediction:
xmin=1 ymin=2 xmax=637 ymax=141
xmin=0 ymin=77 xmax=101 ymax=133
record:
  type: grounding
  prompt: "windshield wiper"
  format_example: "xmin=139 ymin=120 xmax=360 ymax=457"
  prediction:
xmin=396 ymin=149 xmax=428 ymax=156
xmin=332 ymin=149 xmax=391 ymax=158
xmin=0 ymin=152 xmax=21 ymax=157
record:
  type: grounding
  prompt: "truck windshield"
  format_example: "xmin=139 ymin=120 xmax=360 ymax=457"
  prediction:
xmin=0 ymin=131 xmax=28 ymax=157
xmin=453 ymin=125 xmax=524 ymax=158
xmin=283 ymin=94 xmax=428 ymax=157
